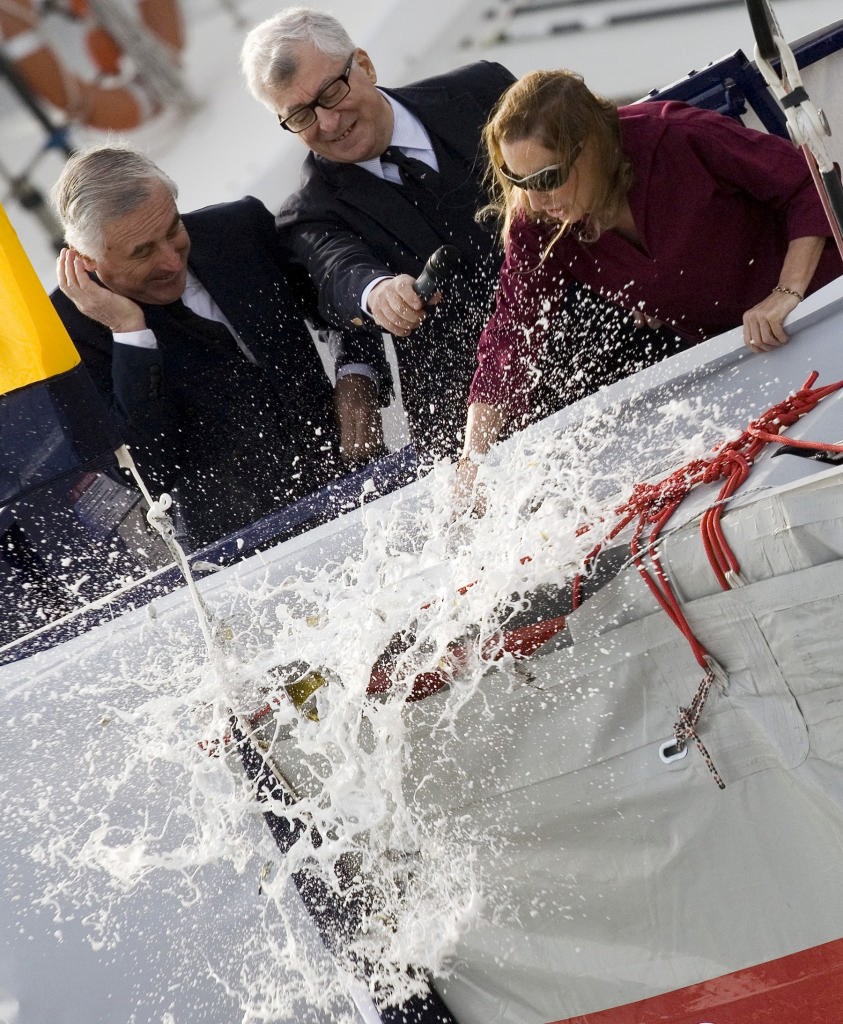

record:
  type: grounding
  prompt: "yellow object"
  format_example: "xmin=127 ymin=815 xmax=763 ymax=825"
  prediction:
xmin=285 ymin=671 xmax=327 ymax=721
xmin=0 ymin=204 xmax=79 ymax=395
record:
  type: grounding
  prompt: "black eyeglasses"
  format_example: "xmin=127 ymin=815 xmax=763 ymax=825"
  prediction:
xmin=277 ymin=53 xmax=355 ymax=133
xmin=499 ymin=143 xmax=583 ymax=192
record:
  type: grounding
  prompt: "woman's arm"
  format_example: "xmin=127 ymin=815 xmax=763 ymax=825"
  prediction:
xmin=461 ymin=401 xmax=506 ymax=459
xmin=455 ymin=217 xmax=564 ymax=511
xmin=453 ymin=401 xmax=506 ymax=512
xmin=742 ymin=234 xmax=826 ymax=351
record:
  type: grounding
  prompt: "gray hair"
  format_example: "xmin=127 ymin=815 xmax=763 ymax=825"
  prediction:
xmin=240 ymin=7 xmax=354 ymax=109
xmin=51 ymin=144 xmax=178 ymax=257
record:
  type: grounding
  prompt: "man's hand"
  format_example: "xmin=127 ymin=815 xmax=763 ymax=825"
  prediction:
xmin=366 ymin=275 xmax=433 ymax=337
xmin=334 ymin=373 xmax=384 ymax=467
xmin=56 ymin=248 xmax=147 ymax=333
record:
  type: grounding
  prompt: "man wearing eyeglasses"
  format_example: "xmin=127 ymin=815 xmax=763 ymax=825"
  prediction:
xmin=241 ymin=8 xmax=515 ymax=461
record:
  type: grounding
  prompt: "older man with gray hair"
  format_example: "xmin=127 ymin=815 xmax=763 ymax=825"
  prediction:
xmin=241 ymin=8 xmax=515 ymax=461
xmin=51 ymin=143 xmax=356 ymax=546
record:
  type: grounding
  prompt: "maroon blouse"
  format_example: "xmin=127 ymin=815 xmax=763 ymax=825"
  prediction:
xmin=470 ymin=100 xmax=843 ymax=416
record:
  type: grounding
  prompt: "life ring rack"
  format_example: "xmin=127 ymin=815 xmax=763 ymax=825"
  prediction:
xmin=0 ymin=0 xmax=187 ymax=131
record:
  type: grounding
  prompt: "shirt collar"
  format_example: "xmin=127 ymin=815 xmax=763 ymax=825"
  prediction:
xmin=356 ymin=91 xmax=435 ymax=178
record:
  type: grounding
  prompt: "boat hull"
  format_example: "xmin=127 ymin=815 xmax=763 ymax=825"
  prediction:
xmin=552 ymin=936 xmax=843 ymax=1022
xmin=255 ymin=282 xmax=843 ymax=1022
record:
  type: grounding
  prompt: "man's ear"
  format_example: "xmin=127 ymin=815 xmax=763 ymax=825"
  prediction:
xmin=76 ymin=251 xmax=97 ymax=273
xmin=355 ymin=48 xmax=377 ymax=85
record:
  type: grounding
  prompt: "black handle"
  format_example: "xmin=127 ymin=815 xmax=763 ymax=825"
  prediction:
xmin=412 ymin=245 xmax=462 ymax=302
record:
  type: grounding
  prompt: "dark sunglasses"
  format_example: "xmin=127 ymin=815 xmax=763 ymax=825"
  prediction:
xmin=499 ymin=143 xmax=583 ymax=192
xmin=278 ymin=53 xmax=355 ymax=133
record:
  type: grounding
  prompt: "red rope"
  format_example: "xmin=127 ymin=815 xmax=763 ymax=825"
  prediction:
xmin=699 ymin=373 xmax=843 ymax=594
xmin=580 ymin=373 xmax=843 ymax=618
xmin=571 ymin=372 xmax=843 ymax=785
xmin=207 ymin=377 xmax=843 ymax=778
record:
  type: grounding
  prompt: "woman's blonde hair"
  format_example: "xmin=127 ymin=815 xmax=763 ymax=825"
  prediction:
xmin=482 ymin=69 xmax=631 ymax=245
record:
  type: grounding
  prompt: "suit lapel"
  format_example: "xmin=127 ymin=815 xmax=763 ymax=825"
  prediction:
xmin=181 ymin=210 xmax=233 ymax=315
xmin=384 ymin=82 xmax=489 ymax=171
xmin=315 ymin=80 xmax=491 ymax=261
xmin=322 ymin=159 xmax=443 ymax=260
xmin=179 ymin=210 xmax=277 ymax=360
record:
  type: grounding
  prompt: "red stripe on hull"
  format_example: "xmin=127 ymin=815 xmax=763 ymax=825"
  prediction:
xmin=548 ymin=937 xmax=843 ymax=1024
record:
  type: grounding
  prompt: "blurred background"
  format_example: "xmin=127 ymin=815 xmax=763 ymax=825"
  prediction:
xmin=3 ymin=0 xmax=841 ymax=290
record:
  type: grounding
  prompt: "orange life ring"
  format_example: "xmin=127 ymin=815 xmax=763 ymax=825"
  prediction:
xmin=0 ymin=0 xmax=184 ymax=131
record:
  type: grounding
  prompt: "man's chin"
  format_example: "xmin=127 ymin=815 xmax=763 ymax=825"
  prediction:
xmin=145 ymin=280 xmax=187 ymax=305
xmin=321 ymin=143 xmax=364 ymax=164
xmin=319 ymin=128 xmax=383 ymax=165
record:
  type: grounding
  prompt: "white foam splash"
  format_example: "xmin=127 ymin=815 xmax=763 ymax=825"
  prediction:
xmin=3 ymin=392 xmax=721 ymax=1022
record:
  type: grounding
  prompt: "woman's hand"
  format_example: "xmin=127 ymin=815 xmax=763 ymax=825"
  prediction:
xmin=743 ymin=235 xmax=824 ymax=352
xmin=453 ymin=455 xmax=486 ymax=517
xmin=452 ymin=402 xmax=505 ymax=517
xmin=742 ymin=288 xmax=800 ymax=352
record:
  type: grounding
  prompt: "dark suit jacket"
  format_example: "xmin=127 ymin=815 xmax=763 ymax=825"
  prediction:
xmin=52 ymin=196 xmax=342 ymax=545
xmin=277 ymin=61 xmax=516 ymax=459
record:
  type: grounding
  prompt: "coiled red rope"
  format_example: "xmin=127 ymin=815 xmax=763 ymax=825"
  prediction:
xmin=574 ymin=371 xmax=843 ymax=785
xmin=224 ymin=375 xmax=842 ymax=787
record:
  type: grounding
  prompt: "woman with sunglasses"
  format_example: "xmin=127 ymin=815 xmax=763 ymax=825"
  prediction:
xmin=457 ymin=69 xmax=842 ymax=493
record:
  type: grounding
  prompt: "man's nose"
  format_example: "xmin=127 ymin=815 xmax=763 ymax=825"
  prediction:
xmin=159 ymin=242 xmax=185 ymax=270
xmin=313 ymin=104 xmax=342 ymax=132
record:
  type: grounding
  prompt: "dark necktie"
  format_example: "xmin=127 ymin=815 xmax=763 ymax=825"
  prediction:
xmin=162 ymin=299 xmax=240 ymax=354
xmin=382 ymin=146 xmax=439 ymax=189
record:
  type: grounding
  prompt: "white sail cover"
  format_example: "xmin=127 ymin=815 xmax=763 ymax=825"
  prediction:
xmin=1 ymin=281 xmax=843 ymax=1023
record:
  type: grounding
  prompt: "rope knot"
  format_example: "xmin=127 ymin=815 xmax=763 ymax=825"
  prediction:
xmin=672 ymin=660 xmax=727 ymax=789
xmin=774 ymin=408 xmax=801 ymax=429
xmin=700 ymin=462 xmax=723 ymax=485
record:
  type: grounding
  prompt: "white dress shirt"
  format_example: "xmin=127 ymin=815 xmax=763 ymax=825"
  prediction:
xmin=112 ymin=271 xmax=256 ymax=362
